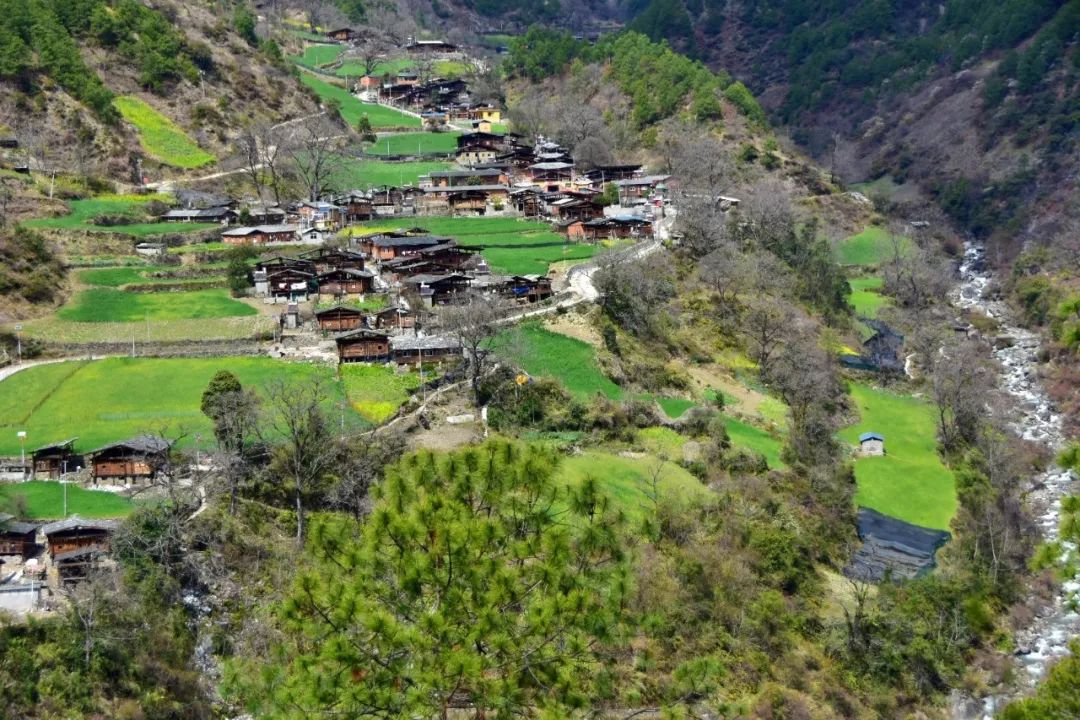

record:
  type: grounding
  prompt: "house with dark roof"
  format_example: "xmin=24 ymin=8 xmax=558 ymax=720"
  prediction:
xmin=315 ymin=305 xmax=367 ymax=332
xmin=390 ymin=335 xmax=462 ymax=365
xmin=0 ymin=514 xmax=39 ymax=558
xmin=31 ymin=438 xmax=83 ymax=479
xmin=222 ymin=225 xmax=298 ymax=246
xmin=316 ymin=267 xmax=377 ymax=296
xmin=335 ymin=329 xmax=391 ymax=363
xmin=41 ymin=516 xmax=119 ymax=584
xmin=90 ymin=436 xmax=170 ymax=485
xmin=858 ymin=432 xmax=885 ymax=456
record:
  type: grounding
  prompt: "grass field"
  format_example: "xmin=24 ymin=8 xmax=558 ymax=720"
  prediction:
xmin=299 ymin=72 xmax=420 ymax=128
xmin=0 ymin=358 xmax=382 ymax=455
xmin=657 ymin=397 xmax=695 ymax=419
xmin=79 ymin=265 xmax=227 ymax=288
xmin=290 ymin=44 xmax=343 ymax=68
xmin=360 ymin=217 xmax=601 ymax=275
xmin=114 ymin=96 xmax=215 ymax=169
xmin=849 ymin=276 xmax=890 ymax=318
xmin=24 ymin=195 xmax=218 ymax=237
xmin=57 ymin=288 xmax=257 ymax=323
xmin=333 ymin=159 xmax=454 ymax=188
xmin=365 ymin=131 xmax=461 ymax=156
xmin=559 ymin=451 xmax=709 ymax=524
xmin=340 ymin=365 xmax=425 ymax=423
xmin=839 ymin=383 xmax=956 ymax=530
xmin=12 ymin=316 xmax=275 ymax=344
xmin=0 ymin=481 xmax=133 ymax=520
xmin=835 ymin=226 xmax=911 ymax=266
xmin=724 ymin=416 xmax=786 ymax=469
xmin=492 ymin=323 xmax=623 ymax=400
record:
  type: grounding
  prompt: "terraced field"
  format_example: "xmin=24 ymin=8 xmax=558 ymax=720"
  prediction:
xmin=24 ymin=195 xmax=217 ymax=236
xmin=114 ymin=96 xmax=215 ymax=168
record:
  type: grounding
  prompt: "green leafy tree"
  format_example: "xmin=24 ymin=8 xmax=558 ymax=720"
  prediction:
xmin=201 ymin=370 xmax=243 ymax=439
xmin=598 ymin=181 xmax=620 ymax=207
xmin=233 ymin=7 xmax=258 ymax=46
xmin=234 ymin=440 xmax=630 ymax=719
xmin=355 ymin=113 xmax=376 ymax=143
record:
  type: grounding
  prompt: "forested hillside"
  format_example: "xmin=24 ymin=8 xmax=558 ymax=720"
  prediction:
xmin=621 ymin=0 xmax=1079 ymax=265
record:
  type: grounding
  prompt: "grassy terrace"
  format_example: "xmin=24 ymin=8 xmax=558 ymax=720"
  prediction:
xmin=13 ymin=316 xmax=275 ymax=344
xmin=835 ymin=226 xmax=912 ymax=266
xmin=299 ymin=72 xmax=420 ymax=128
xmin=0 ymin=481 xmax=134 ymax=519
xmin=23 ymin=195 xmax=217 ymax=236
xmin=0 ymin=358 xmax=398 ymax=455
xmin=57 ymin=288 xmax=256 ymax=323
xmin=839 ymin=382 xmax=956 ymax=530
xmin=356 ymin=217 xmax=600 ymax=275
xmin=849 ymin=276 xmax=890 ymax=318
xmin=341 ymin=365 xmax=426 ymax=423
xmin=333 ymin=158 xmax=454 ymax=189
xmin=114 ymin=96 xmax=215 ymax=169
xmin=364 ymin=131 xmax=461 ymax=156
xmin=492 ymin=323 xmax=623 ymax=400
xmin=78 ymin=265 xmax=227 ymax=288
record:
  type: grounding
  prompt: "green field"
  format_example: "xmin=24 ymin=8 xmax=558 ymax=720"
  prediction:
xmin=839 ymin=383 xmax=956 ymax=530
xmin=114 ymin=96 xmax=215 ymax=169
xmin=12 ymin=316 xmax=275 ymax=344
xmin=835 ymin=226 xmax=911 ymax=266
xmin=724 ymin=417 xmax=786 ymax=469
xmin=492 ymin=324 xmax=623 ymax=400
xmin=0 ymin=481 xmax=134 ymax=520
xmin=361 ymin=217 xmax=600 ymax=275
xmin=24 ymin=195 xmax=218 ymax=237
xmin=340 ymin=365 xmax=426 ymax=423
xmin=657 ymin=396 xmax=695 ymax=419
xmin=333 ymin=158 xmax=454 ymax=189
xmin=559 ymin=451 xmax=709 ymax=523
xmin=299 ymin=72 xmax=421 ymax=128
xmin=849 ymin=276 xmax=890 ymax=318
xmin=365 ymin=131 xmax=461 ymax=156
xmin=0 ymin=357 xmax=388 ymax=455
xmin=334 ymin=58 xmax=471 ymax=79
xmin=290 ymin=44 xmax=343 ymax=68
xmin=57 ymin=288 xmax=257 ymax=323
xmin=79 ymin=265 xmax=227 ymax=288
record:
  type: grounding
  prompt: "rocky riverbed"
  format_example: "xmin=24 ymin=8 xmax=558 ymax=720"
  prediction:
xmin=950 ymin=242 xmax=1079 ymax=719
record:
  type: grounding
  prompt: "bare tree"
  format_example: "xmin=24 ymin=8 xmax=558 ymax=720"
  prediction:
xmin=880 ymin=226 xmax=953 ymax=317
xmin=740 ymin=296 xmax=796 ymax=377
xmin=345 ymin=31 xmax=391 ymax=77
xmin=0 ymin=177 xmax=17 ymax=227
xmin=927 ymin=339 xmax=992 ymax=452
xmin=62 ymin=570 xmax=126 ymax=669
xmin=265 ymin=377 xmax=340 ymax=543
xmin=236 ymin=122 xmax=285 ymax=206
xmin=330 ymin=431 xmax=406 ymax=524
xmin=285 ymin=115 xmax=346 ymax=201
xmin=732 ymin=179 xmax=797 ymax=251
xmin=438 ymin=293 xmax=507 ymax=406
xmin=663 ymin=126 xmax=736 ymax=196
xmin=593 ymin=253 xmax=675 ymax=337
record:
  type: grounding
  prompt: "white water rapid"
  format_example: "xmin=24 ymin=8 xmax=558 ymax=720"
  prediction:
xmin=950 ymin=241 xmax=1079 ymax=718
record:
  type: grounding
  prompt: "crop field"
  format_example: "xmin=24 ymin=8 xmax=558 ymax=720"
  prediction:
xmin=364 ymin=131 xmax=461 ymax=156
xmin=724 ymin=417 xmax=786 ymax=469
xmin=361 ymin=217 xmax=599 ymax=274
xmin=849 ymin=276 xmax=889 ymax=317
xmin=559 ymin=451 xmax=709 ymax=524
xmin=78 ymin=264 xmax=227 ymax=288
xmin=57 ymin=288 xmax=257 ymax=323
xmin=333 ymin=159 xmax=454 ymax=188
xmin=299 ymin=73 xmax=421 ymax=128
xmin=0 ymin=481 xmax=134 ymax=520
xmin=835 ymin=226 xmax=911 ymax=266
xmin=839 ymin=383 xmax=956 ymax=530
xmin=0 ymin=357 xmax=386 ymax=455
xmin=14 ymin=316 xmax=275 ymax=344
xmin=340 ymin=365 xmax=425 ymax=423
xmin=113 ymin=96 xmax=215 ymax=169
xmin=23 ymin=195 xmax=217 ymax=236
xmin=290 ymin=44 xmax=344 ymax=68
xmin=656 ymin=396 xmax=695 ymax=419
xmin=491 ymin=323 xmax=623 ymax=400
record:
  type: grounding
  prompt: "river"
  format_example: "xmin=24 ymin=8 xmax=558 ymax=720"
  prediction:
xmin=950 ymin=242 xmax=1079 ymax=718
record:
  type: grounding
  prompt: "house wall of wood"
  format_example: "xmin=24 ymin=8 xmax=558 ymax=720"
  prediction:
xmin=93 ymin=459 xmax=154 ymax=481
xmin=317 ymin=313 xmax=364 ymax=332
xmin=338 ymin=339 xmax=391 ymax=362
xmin=0 ymin=531 xmax=36 ymax=557
xmin=47 ymin=531 xmax=110 ymax=557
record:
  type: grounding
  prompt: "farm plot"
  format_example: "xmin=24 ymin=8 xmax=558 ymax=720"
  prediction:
xmin=364 ymin=131 xmax=461 ymax=157
xmin=113 ymin=96 xmax=215 ymax=169
xmin=340 ymin=365 xmax=427 ymax=423
xmin=835 ymin=226 xmax=912 ymax=267
xmin=333 ymin=159 xmax=454 ymax=189
xmin=299 ymin=72 xmax=420 ymax=128
xmin=78 ymin=264 xmax=227 ymax=288
xmin=57 ymin=288 xmax=257 ymax=323
xmin=848 ymin=276 xmax=890 ymax=318
xmin=23 ymin=195 xmax=218 ymax=236
xmin=839 ymin=382 xmax=956 ymax=530
xmin=0 ymin=357 xmax=383 ymax=455
xmin=0 ymin=482 xmax=134 ymax=520
xmin=491 ymin=323 xmax=623 ymax=400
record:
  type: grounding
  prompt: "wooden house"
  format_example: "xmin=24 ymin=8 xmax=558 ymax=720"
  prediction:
xmin=263 ymin=267 xmax=315 ymax=300
xmin=31 ymin=438 xmax=83 ymax=479
xmin=614 ymin=175 xmax=670 ymax=202
xmin=315 ymin=305 xmax=366 ymax=332
xmin=566 ymin=216 xmax=652 ymax=241
xmin=404 ymin=273 xmax=473 ymax=306
xmin=159 ymin=206 xmax=236 ymax=224
xmin=390 ymin=335 xmax=462 ymax=365
xmin=222 ymin=225 xmax=298 ymax=246
xmin=90 ymin=436 xmax=170 ymax=485
xmin=0 ymin=514 xmax=39 ymax=558
xmin=510 ymin=186 xmax=544 ymax=217
xmin=504 ymin=275 xmax=554 ymax=304
xmin=528 ymin=162 xmax=575 ymax=191
xmin=371 ymin=305 xmax=418 ymax=331
xmin=317 ymin=268 xmax=376 ymax=296
xmin=583 ymin=164 xmax=643 ymax=184
xmin=244 ymin=205 xmax=288 ymax=225
xmin=549 ymin=197 xmax=604 ymax=222
xmin=299 ymin=247 xmax=366 ymax=274
xmin=405 ymin=39 xmax=457 ymax=55
xmin=296 ymin=201 xmax=345 ymax=231
xmin=335 ymin=329 xmax=391 ymax=363
xmin=326 ymin=27 xmax=355 ymax=42
xmin=41 ymin=516 xmax=118 ymax=584
xmin=427 ymin=167 xmax=509 ymax=188
xmin=336 ymin=192 xmax=374 ymax=222
xmin=368 ymin=235 xmax=452 ymax=262
xmin=455 ymin=132 xmax=508 ymax=166
xmin=863 ymin=321 xmax=905 ymax=374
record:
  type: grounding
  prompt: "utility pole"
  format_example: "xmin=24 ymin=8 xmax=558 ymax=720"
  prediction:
xmin=14 ymin=324 xmax=21 ymax=363
xmin=17 ymin=431 xmax=26 ymax=479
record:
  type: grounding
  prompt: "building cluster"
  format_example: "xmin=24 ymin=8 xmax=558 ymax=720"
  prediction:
xmin=249 ymin=232 xmax=555 ymax=365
